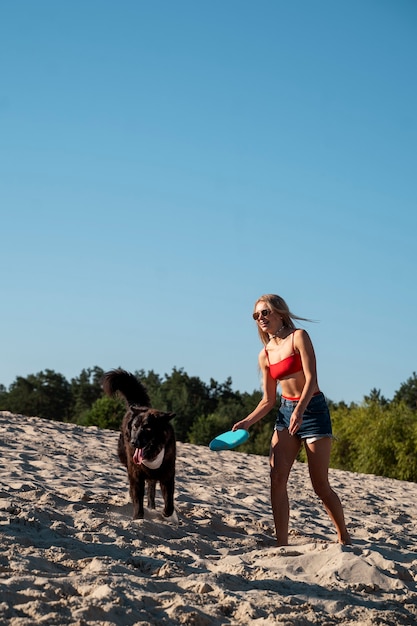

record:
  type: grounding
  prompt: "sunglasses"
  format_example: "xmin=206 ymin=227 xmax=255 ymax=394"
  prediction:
xmin=252 ymin=309 xmax=272 ymax=321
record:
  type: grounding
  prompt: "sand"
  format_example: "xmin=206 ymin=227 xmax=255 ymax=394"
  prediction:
xmin=0 ymin=410 xmax=416 ymax=625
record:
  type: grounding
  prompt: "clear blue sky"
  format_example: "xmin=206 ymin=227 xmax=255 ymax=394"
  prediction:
xmin=1 ymin=0 xmax=416 ymax=404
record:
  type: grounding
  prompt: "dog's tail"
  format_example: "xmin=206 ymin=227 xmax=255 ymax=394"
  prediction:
xmin=102 ymin=369 xmax=151 ymax=407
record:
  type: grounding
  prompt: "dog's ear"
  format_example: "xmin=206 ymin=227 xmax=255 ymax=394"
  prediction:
xmin=126 ymin=406 xmax=146 ymax=431
xmin=129 ymin=406 xmax=148 ymax=420
xmin=163 ymin=411 xmax=175 ymax=421
xmin=126 ymin=412 xmax=136 ymax=433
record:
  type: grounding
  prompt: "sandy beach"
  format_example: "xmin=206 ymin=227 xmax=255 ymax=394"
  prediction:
xmin=0 ymin=410 xmax=416 ymax=625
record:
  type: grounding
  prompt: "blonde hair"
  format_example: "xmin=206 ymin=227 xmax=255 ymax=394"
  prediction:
xmin=254 ymin=294 xmax=313 ymax=346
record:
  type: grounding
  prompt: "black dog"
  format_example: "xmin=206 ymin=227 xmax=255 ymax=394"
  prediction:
xmin=102 ymin=369 xmax=176 ymax=519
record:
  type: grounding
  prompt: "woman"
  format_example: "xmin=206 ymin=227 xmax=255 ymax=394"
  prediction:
xmin=233 ymin=294 xmax=351 ymax=546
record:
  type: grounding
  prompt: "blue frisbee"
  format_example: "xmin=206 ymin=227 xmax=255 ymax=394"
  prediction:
xmin=209 ymin=429 xmax=250 ymax=451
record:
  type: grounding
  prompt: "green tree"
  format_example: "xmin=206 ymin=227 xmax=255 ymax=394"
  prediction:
xmin=80 ymin=395 xmax=125 ymax=430
xmin=330 ymin=399 xmax=417 ymax=481
xmin=70 ymin=366 xmax=105 ymax=422
xmin=208 ymin=376 xmax=236 ymax=403
xmin=157 ymin=368 xmax=216 ymax=441
xmin=0 ymin=384 xmax=8 ymax=409
xmin=394 ymin=414 xmax=417 ymax=482
xmin=135 ymin=369 xmax=164 ymax=406
xmin=364 ymin=388 xmax=389 ymax=406
xmin=188 ymin=412 xmax=232 ymax=446
xmin=5 ymin=370 xmax=72 ymax=421
xmin=393 ymin=372 xmax=417 ymax=410
xmin=355 ymin=401 xmax=417 ymax=480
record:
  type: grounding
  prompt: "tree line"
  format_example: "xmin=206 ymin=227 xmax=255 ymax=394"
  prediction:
xmin=1 ymin=367 xmax=416 ymax=482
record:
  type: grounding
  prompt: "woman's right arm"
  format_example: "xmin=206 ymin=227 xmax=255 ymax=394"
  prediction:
xmin=232 ymin=350 xmax=277 ymax=431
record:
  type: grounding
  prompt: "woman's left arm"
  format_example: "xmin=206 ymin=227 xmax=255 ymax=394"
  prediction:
xmin=289 ymin=330 xmax=318 ymax=434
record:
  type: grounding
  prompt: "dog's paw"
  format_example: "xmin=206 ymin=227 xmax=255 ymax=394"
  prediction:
xmin=163 ymin=508 xmax=179 ymax=525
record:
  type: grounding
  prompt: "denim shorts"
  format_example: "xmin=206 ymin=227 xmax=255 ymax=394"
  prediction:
xmin=274 ymin=392 xmax=333 ymax=442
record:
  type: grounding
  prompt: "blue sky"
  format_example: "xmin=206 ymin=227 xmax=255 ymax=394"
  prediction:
xmin=1 ymin=0 xmax=416 ymax=404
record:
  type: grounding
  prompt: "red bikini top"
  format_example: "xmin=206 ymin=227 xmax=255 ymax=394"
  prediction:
xmin=265 ymin=331 xmax=303 ymax=380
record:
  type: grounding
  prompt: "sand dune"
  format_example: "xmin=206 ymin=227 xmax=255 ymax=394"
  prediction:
xmin=0 ymin=410 xmax=416 ymax=625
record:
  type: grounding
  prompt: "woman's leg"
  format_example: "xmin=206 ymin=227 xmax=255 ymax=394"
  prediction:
xmin=270 ymin=429 xmax=301 ymax=545
xmin=305 ymin=438 xmax=351 ymax=544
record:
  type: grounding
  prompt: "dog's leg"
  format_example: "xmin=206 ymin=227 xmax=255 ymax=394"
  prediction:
xmin=130 ymin=474 xmax=145 ymax=519
xmin=118 ymin=434 xmax=128 ymax=468
xmin=160 ymin=476 xmax=175 ymax=517
xmin=147 ymin=480 xmax=156 ymax=509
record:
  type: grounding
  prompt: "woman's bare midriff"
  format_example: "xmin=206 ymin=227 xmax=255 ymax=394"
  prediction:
xmin=279 ymin=371 xmax=320 ymax=399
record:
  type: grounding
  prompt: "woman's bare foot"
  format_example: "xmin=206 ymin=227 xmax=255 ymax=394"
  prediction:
xmin=338 ymin=533 xmax=352 ymax=545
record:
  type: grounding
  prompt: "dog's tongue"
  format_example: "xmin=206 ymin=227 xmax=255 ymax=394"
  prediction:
xmin=133 ymin=448 xmax=143 ymax=465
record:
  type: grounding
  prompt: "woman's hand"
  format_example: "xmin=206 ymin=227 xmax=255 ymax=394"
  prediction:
xmin=232 ymin=418 xmax=251 ymax=432
xmin=289 ymin=410 xmax=303 ymax=436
